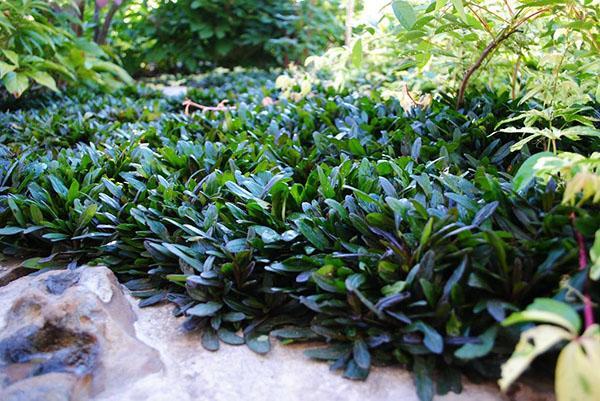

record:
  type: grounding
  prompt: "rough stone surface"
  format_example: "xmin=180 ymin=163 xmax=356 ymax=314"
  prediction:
xmin=0 ymin=266 xmax=554 ymax=401
xmin=97 ymin=297 xmax=554 ymax=401
xmin=0 ymin=267 xmax=162 ymax=401
xmin=161 ymin=86 xmax=187 ymax=98
xmin=0 ymin=259 xmax=26 ymax=287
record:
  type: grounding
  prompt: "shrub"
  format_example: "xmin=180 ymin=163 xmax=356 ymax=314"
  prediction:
xmin=111 ymin=0 xmax=344 ymax=75
xmin=0 ymin=0 xmax=132 ymax=100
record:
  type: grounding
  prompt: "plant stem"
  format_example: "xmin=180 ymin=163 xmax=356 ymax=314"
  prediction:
xmin=571 ymin=213 xmax=595 ymax=328
xmin=455 ymin=30 xmax=512 ymax=108
xmin=455 ymin=8 xmax=549 ymax=108
xmin=511 ymin=55 xmax=521 ymax=100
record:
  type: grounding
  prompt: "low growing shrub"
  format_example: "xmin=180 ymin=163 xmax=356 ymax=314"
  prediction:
xmin=0 ymin=70 xmax=598 ymax=400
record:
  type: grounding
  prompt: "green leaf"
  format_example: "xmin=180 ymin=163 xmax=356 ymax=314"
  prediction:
xmin=0 ymin=226 xmax=24 ymax=235
xmin=351 ymin=39 xmax=363 ymax=68
xmin=353 ymin=339 xmax=371 ymax=370
xmin=344 ymin=359 xmax=369 ymax=380
xmin=225 ymin=238 xmax=248 ymax=253
xmin=499 ymin=324 xmax=571 ymax=391
xmin=408 ymin=321 xmax=444 ymax=354
xmin=503 ymin=298 xmax=581 ymax=334
xmin=201 ymin=327 xmax=220 ymax=351
xmin=472 ymin=201 xmax=499 ymax=226
xmin=2 ymin=50 xmax=19 ymax=66
xmin=271 ymin=327 xmax=318 ymax=340
xmin=296 ymin=219 xmax=330 ymax=250
xmin=30 ymin=205 xmax=44 ymax=225
xmin=304 ymin=344 xmax=349 ymax=360
xmin=217 ymin=328 xmax=245 ymax=345
xmin=245 ymin=332 xmax=271 ymax=354
xmin=253 ymin=226 xmax=281 ymax=243
xmin=78 ymin=204 xmax=98 ymax=229
xmin=512 ymin=152 xmax=554 ymax=192
xmin=27 ymin=70 xmax=58 ymax=92
xmin=0 ymin=61 xmax=16 ymax=79
xmin=187 ymin=301 xmax=223 ymax=317
xmin=413 ymin=357 xmax=435 ymax=401
xmin=392 ymin=1 xmax=417 ymax=30
xmin=555 ymin=325 xmax=600 ymax=401
xmin=3 ymin=72 xmax=29 ymax=97
xmin=454 ymin=326 xmax=498 ymax=360
xmin=451 ymin=0 xmax=467 ymax=23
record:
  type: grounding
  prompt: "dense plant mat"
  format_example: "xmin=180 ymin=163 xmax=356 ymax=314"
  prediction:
xmin=0 ymin=71 xmax=598 ymax=400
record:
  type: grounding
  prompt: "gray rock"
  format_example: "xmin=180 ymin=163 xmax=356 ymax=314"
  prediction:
xmin=96 ymin=297 xmax=554 ymax=401
xmin=0 ymin=259 xmax=26 ymax=287
xmin=0 ymin=267 xmax=163 ymax=401
xmin=161 ymin=86 xmax=187 ymax=98
xmin=0 ymin=266 xmax=554 ymax=401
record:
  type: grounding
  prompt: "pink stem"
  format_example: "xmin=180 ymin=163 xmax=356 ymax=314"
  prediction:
xmin=572 ymin=213 xmax=595 ymax=328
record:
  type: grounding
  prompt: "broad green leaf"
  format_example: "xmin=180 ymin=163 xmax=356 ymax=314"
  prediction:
xmin=0 ymin=226 xmax=24 ymax=235
xmin=217 ymin=328 xmax=245 ymax=345
xmin=201 ymin=327 xmax=220 ymax=351
xmin=0 ymin=61 xmax=15 ymax=79
xmin=3 ymin=72 xmax=29 ymax=97
xmin=27 ymin=70 xmax=58 ymax=92
xmin=503 ymin=302 xmax=581 ymax=334
xmin=413 ymin=357 xmax=435 ymax=401
xmin=454 ymin=326 xmax=497 ymax=360
xmin=2 ymin=50 xmax=19 ymax=66
xmin=296 ymin=219 xmax=330 ymax=250
xmin=351 ymin=39 xmax=363 ymax=68
xmin=499 ymin=324 xmax=571 ymax=391
xmin=187 ymin=301 xmax=223 ymax=317
xmin=512 ymin=152 xmax=554 ymax=192
xmin=451 ymin=0 xmax=467 ymax=23
xmin=245 ymin=332 xmax=271 ymax=354
xmin=353 ymin=339 xmax=371 ymax=370
xmin=78 ymin=204 xmax=98 ymax=228
xmin=392 ymin=1 xmax=417 ymax=30
xmin=408 ymin=321 xmax=444 ymax=354
xmin=555 ymin=325 xmax=600 ymax=401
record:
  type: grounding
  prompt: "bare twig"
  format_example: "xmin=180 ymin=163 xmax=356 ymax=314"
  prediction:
xmin=455 ymin=8 xmax=550 ymax=108
xmin=502 ymin=0 xmax=514 ymax=16
xmin=467 ymin=5 xmax=494 ymax=37
xmin=183 ymin=99 xmax=234 ymax=115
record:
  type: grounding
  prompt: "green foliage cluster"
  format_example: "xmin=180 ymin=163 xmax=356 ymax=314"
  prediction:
xmin=0 ymin=0 xmax=132 ymax=99
xmin=0 ymin=70 xmax=598 ymax=400
xmin=111 ymin=0 xmax=344 ymax=75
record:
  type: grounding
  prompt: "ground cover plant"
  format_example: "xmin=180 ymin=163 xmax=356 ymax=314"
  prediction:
xmin=0 ymin=1 xmax=599 ymax=401
xmin=0 ymin=67 xmax=598 ymax=400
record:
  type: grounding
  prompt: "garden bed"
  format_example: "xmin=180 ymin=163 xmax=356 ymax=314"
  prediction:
xmin=0 ymin=69 xmax=598 ymax=400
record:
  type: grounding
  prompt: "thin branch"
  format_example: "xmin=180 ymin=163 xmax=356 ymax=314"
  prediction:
xmin=467 ymin=5 xmax=494 ymax=38
xmin=511 ymin=55 xmax=521 ymax=101
xmin=469 ymin=3 xmax=510 ymax=24
xmin=183 ymin=99 xmax=234 ymax=115
xmin=502 ymin=0 xmax=514 ymax=16
xmin=455 ymin=29 xmax=512 ymax=108
xmin=455 ymin=7 xmax=550 ymax=108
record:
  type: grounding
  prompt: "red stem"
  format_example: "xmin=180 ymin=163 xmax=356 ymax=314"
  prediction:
xmin=571 ymin=213 xmax=595 ymax=328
